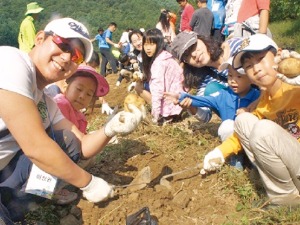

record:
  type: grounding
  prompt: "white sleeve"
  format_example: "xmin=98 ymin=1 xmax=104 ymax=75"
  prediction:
xmin=0 ymin=46 xmax=39 ymax=101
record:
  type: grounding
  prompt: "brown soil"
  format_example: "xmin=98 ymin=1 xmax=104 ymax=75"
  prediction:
xmin=74 ymin=74 xmax=245 ymax=225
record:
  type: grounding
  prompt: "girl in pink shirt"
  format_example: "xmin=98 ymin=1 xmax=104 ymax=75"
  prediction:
xmin=54 ymin=65 xmax=109 ymax=133
xmin=142 ymin=28 xmax=184 ymax=124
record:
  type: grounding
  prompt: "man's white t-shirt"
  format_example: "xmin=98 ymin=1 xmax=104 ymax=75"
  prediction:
xmin=0 ymin=46 xmax=64 ymax=170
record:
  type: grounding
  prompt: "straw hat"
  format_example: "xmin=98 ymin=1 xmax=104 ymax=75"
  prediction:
xmin=25 ymin=2 xmax=44 ymax=16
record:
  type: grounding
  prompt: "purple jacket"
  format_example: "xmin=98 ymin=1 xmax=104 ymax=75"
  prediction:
xmin=150 ymin=50 xmax=184 ymax=119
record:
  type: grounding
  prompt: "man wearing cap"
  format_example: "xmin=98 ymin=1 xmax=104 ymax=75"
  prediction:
xmin=18 ymin=2 xmax=44 ymax=53
xmin=0 ymin=17 xmax=143 ymax=223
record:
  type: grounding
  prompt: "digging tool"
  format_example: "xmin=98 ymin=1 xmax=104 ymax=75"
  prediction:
xmin=159 ymin=163 xmax=202 ymax=189
xmin=160 ymin=158 xmax=222 ymax=189
xmin=113 ymin=183 xmax=149 ymax=189
xmin=114 ymin=166 xmax=151 ymax=193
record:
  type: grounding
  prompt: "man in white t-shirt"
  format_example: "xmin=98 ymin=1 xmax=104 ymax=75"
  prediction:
xmin=0 ymin=17 xmax=143 ymax=223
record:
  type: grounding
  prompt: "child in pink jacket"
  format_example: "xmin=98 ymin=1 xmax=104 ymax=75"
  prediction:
xmin=142 ymin=28 xmax=184 ymax=124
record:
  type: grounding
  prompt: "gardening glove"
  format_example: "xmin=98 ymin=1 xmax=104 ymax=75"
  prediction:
xmin=101 ymin=102 xmax=114 ymax=115
xmin=80 ymin=175 xmax=114 ymax=203
xmin=104 ymin=104 xmax=143 ymax=137
xmin=202 ymin=148 xmax=225 ymax=172
xmin=275 ymin=50 xmax=300 ymax=85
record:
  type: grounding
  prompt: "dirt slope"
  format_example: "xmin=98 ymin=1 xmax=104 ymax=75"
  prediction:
xmin=77 ymin=74 xmax=244 ymax=225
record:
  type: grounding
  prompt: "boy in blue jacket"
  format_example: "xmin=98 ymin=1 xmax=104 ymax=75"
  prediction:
xmin=165 ymin=57 xmax=260 ymax=169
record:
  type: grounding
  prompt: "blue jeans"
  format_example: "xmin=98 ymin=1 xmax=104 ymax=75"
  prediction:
xmin=99 ymin=47 xmax=118 ymax=76
xmin=0 ymin=129 xmax=81 ymax=223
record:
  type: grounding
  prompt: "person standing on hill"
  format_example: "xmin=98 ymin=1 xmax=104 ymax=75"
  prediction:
xmin=190 ymin=0 xmax=214 ymax=37
xmin=176 ymin=0 xmax=195 ymax=32
xmin=156 ymin=9 xmax=176 ymax=51
xmin=207 ymin=0 xmax=226 ymax=42
xmin=98 ymin=22 xmax=120 ymax=77
xmin=234 ymin=0 xmax=272 ymax=38
xmin=18 ymin=2 xmax=44 ymax=53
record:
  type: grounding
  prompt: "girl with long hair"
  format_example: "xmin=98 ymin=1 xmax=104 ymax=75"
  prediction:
xmin=142 ymin=28 xmax=184 ymax=124
xmin=156 ymin=9 xmax=176 ymax=46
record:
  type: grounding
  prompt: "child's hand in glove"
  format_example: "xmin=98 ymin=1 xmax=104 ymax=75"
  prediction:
xmin=201 ymin=148 xmax=225 ymax=174
xmin=104 ymin=104 xmax=143 ymax=137
xmin=80 ymin=175 xmax=114 ymax=203
xmin=101 ymin=102 xmax=114 ymax=115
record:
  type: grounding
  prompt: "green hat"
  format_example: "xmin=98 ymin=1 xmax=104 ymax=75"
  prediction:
xmin=25 ymin=2 xmax=44 ymax=16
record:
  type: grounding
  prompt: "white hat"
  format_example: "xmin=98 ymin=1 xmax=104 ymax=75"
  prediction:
xmin=44 ymin=18 xmax=93 ymax=62
xmin=219 ymin=57 xmax=245 ymax=74
xmin=232 ymin=34 xmax=278 ymax=69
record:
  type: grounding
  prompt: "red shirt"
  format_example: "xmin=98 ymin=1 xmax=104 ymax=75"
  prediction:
xmin=180 ymin=3 xmax=194 ymax=31
xmin=237 ymin=0 xmax=270 ymax=22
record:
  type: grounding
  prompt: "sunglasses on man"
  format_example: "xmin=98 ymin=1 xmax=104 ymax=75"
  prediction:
xmin=47 ymin=31 xmax=84 ymax=65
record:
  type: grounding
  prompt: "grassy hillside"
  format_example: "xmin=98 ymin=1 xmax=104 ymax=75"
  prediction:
xmin=0 ymin=0 xmax=179 ymax=47
xmin=1 ymin=1 xmax=299 ymax=51
xmin=270 ymin=19 xmax=300 ymax=52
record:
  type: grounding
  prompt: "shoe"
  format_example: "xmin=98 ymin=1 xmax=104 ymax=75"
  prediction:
xmin=116 ymin=81 xmax=121 ymax=86
xmin=52 ymin=189 xmax=78 ymax=205
xmin=229 ymin=153 xmax=244 ymax=171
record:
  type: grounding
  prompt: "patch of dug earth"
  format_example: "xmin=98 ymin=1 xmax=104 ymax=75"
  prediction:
xmin=26 ymin=73 xmax=244 ymax=225
xmin=76 ymin=74 xmax=241 ymax=225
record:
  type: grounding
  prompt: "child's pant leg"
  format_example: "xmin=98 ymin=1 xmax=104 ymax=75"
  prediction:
xmin=235 ymin=113 xmax=300 ymax=204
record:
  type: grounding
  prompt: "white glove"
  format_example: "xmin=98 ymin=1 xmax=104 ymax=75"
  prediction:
xmin=277 ymin=73 xmax=300 ymax=86
xmin=101 ymin=103 xmax=114 ymax=115
xmin=104 ymin=104 xmax=143 ymax=137
xmin=80 ymin=175 xmax=114 ymax=203
xmin=203 ymin=148 xmax=225 ymax=172
xmin=114 ymin=43 xmax=120 ymax=48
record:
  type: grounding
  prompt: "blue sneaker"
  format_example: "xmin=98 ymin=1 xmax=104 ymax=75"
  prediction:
xmin=229 ymin=153 xmax=244 ymax=171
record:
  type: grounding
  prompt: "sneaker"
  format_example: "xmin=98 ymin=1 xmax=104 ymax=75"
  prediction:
xmin=116 ymin=81 xmax=121 ymax=86
xmin=229 ymin=153 xmax=244 ymax=171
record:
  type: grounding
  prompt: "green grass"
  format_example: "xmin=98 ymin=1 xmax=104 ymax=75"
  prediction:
xmin=270 ymin=19 xmax=300 ymax=52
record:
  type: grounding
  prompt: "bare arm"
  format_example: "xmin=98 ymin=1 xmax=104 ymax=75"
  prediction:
xmin=0 ymin=90 xmax=91 ymax=188
xmin=53 ymin=119 xmax=111 ymax=159
xmin=105 ymin=37 xmax=118 ymax=46
xmin=135 ymin=81 xmax=152 ymax=105
xmin=259 ymin=9 xmax=269 ymax=34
